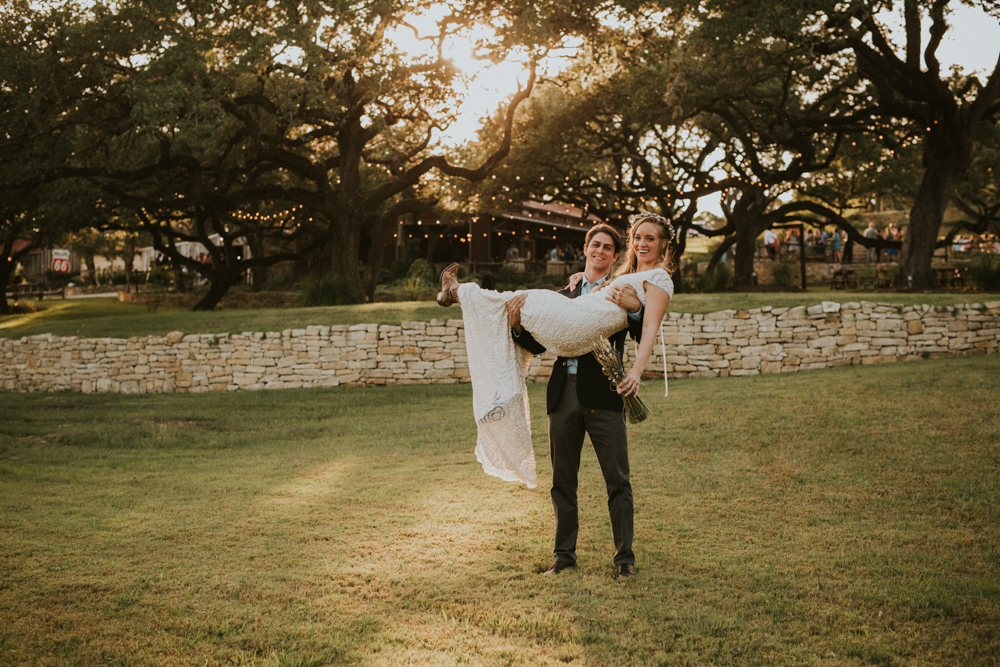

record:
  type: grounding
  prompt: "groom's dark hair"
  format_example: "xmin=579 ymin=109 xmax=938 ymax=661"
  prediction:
xmin=585 ymin=224 xmax=622 ymax=255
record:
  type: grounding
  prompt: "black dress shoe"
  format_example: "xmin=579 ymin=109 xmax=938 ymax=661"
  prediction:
xmin=617 ymin=563 xmax=637 ymax=579
xmin=542 ymin=560 xmax=576 ymax=575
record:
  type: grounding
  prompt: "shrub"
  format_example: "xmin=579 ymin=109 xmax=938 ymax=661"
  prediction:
xmin=299 ymin=273 xmax=363 ymax=306
xmin=966 ymin=254 xmax=1000 ymax=292
xmin=406 ymin=258 xmax=434 ymax=284
xmin=43 ymin=269 xmax=78 ymax=286
xmin=146 ymin=265 xmax=172 ymax=287
xmin=772 ymin=261 xmax=794 ymax=287
xmin=378 ymin=239 xmax=423 ymax=284
xmin=491 ymin=266 xmax=561 ymax=291
xmin=692 ymin=264 xmax=732 ymax=292
xmin=263 ymin=270 xmax=295 ymax=291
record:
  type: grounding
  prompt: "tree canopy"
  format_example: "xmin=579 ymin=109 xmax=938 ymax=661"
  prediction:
xmin=4 ymin=0 xmax=999 ymax=305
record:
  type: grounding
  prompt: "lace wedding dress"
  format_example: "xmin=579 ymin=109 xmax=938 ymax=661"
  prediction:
xmin=459 ymin=268 xmax=674 ymax=488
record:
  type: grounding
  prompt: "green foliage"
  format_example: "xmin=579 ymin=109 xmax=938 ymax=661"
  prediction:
xmin=490 ymin=267 xmax=563 ymax=291
xmin=965 ymin=254 xmax=1000 ymax=292
xmin=93 ymin=269 xmax=144 ymax=286
xmin=145 ymin=264 xmax=172 ymax=287
xmin=375 ymin=257 xmax=439 ymax=301
xmin=881 ymin=264 xmax=899 ymax=286
xmin=691 ymin=265 xmax=732 ymax=292
xmin=378 ymin=240 xmax=423 ymax=285
xmin=41 ymin=269 xmax=75 ymax=286
xmin=772 ymin=261 xmax=794 ymax=287
xmin=405 ymin=258 xmax=434 ymax=285
xmin=299 ymin=273 xmax=363 ymax=307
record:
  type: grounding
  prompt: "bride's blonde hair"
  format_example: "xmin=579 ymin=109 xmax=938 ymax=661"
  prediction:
xmin=612 ymin=212 xmax=677 ymax=280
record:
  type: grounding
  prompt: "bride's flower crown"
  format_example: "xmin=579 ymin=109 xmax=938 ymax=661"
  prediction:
xmin=629 ymin=212 xmax=675 ymax=242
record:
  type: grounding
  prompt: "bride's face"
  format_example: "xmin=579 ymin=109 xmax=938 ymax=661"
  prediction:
xmin=632 ymin=222 xmax=666 ymax=264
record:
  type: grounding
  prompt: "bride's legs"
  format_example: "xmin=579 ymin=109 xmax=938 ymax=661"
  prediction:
xmin=436 ymin=263 xmax=461 ymax=307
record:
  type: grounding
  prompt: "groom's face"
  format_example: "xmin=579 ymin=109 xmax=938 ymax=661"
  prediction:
xmin=584 ymin=232 xmax=619 ymax=275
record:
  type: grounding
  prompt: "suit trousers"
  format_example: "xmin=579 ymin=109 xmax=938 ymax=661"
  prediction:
xmin=549 ymin=376 xmax=635 ymax=567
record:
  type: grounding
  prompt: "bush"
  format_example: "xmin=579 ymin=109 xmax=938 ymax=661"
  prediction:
xmin=378 ymin=239 xmax=423 ymax=285
xmin=145 ymin=265 xmax=172 ymax=287
xmin=966 ymin=254 xmax=1000 ymax=292
xmin=299 ymin=273 xmax=363 ymax=306
xmin=263 ymin=270 xmax=295 ymax=291
xmin=692 ymin=264 xmax=732 ymax=292
xmin=491 ymin=266 xmax=562 ymax=291
xmin=43 ymin=269 xmax=76 ymax=286
xmin=406 ymin=258 xmax=435 ymax=284
xmin=772 ymin=261 xmax=794 ymax=287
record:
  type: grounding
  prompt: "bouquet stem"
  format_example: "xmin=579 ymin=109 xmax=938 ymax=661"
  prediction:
xmin=591 ymin=337 xmax=651 ymax=424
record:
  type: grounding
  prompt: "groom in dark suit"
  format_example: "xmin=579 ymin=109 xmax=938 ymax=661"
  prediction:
xmin=506 ymin=224 xmax=644 ymax=579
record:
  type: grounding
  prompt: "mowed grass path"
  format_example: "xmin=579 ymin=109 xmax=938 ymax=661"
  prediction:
xmin=1 ymin=356 xmax=998 ymax=666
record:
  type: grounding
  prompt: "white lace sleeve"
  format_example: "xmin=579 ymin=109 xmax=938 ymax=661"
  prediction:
xmin=616 ymin=268 xmax=674 ymax=305
xmin=644 ymin=268 xmax=674 ymax=298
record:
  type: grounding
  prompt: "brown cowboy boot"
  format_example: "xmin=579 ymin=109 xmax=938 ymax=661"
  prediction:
xmin=436 ymin=263 xmax=460 ymax=307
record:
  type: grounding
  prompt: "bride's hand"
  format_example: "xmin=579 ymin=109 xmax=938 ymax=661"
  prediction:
xmin=506 ymin=293 xmax=528 ymax=333
xmin=566 ymin=272 xmax=585 ymax=291
xmin=606 ymin=285 xmax=641 ymax=313
xmin=617 ymin=367 xmax=642 ymax=397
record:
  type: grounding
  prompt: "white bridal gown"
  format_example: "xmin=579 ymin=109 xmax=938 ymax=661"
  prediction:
xmin=458 ymin=267 xmax=674 ymax=488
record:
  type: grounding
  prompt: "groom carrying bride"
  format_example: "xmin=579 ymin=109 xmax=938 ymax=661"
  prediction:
xmin=506 ymin=224 xmax=645 ymax=579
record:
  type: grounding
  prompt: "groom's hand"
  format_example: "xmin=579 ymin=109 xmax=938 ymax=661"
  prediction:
xmin=507 ymin=293 xmax=528 ymax=334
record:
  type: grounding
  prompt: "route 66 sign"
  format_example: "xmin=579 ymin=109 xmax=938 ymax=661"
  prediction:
xmin=52 ymin=249 xmax=71 ymax=273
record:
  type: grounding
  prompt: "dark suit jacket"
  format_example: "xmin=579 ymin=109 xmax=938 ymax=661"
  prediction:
xmin=513 ymin=284 xmax=644 ymax=414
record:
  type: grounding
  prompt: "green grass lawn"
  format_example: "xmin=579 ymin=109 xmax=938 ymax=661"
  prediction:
xmin=2 ymin=289 xmax=991 ymax=340
xmin=2 ymin=355 xmax=998 ymax=666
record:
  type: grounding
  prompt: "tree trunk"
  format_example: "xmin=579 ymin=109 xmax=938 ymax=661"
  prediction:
xmin=361 ymin=213 xmax=390 ymax=303
xmin=0 ymin=255 xmax=14 ymax=315
xmin=192 ymin=274 xmax=233 ymax=311
xmin=173 ymin=260 xmax=187 ymax=294
xmin=124 ymin=238 xmax=136 ymax=293
xmin=722 ymin=191 xmax=769 ymax=287
xmin=898 ymin=121 xmax=973 ymax=289
xmin=247 ymin=234 xmax=267 ymax=293
xmin=329 ymin=222 xmax=364 ymax=303
xmin=731 ymin=219 xmax=759 ymax=287
xmin=83 ymin=253 xmax=97 ymax=286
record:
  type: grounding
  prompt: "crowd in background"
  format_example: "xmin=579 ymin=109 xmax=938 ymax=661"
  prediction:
xmin=953 ymin=233 xmax=1000 ymax=255
xmin=760 ymin=224 xmax=1000 ymax=265
xmin=761 ymin=226 xmax=864 ymax=264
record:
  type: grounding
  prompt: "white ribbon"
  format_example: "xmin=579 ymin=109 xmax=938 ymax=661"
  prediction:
xmin=660 ymin=319 xmax=668 ymax=397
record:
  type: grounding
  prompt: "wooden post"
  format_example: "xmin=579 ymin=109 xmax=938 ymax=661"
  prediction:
xmin=799 ymin=223 xmax=807 ymax=291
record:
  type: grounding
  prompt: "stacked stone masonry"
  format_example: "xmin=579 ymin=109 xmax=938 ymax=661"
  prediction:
xmin=3 ymin=301 xmax=999 ymax=394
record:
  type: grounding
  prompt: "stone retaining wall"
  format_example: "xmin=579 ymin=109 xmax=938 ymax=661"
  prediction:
xmin=2 ymin=301 xmax=998 ymax=394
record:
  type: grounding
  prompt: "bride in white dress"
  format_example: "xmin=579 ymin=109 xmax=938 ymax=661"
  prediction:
xmin=437 ymin=213 xmax=676 ymax=488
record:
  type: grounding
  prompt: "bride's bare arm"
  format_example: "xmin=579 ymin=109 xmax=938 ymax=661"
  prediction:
xmin=618 ymin=284 xmax=670 ymax=397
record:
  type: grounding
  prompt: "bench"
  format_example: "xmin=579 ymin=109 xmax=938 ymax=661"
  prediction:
xmin=933 ymin=267 xmax=967 ymax=288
